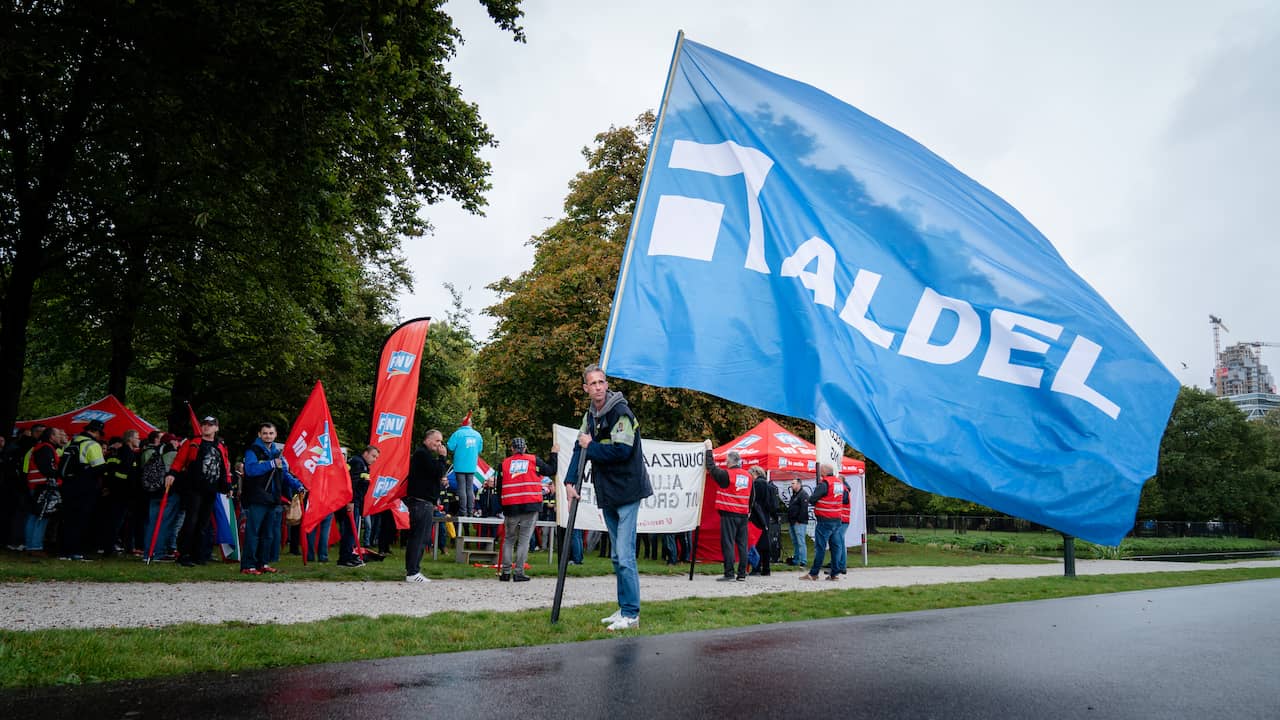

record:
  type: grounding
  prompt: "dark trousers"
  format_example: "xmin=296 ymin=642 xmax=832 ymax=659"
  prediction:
xmin=59 ymin=480 xmax=98 ymax=557
xmin=753 ymin=521 xmax=772 ymax=575
xmin=337 ymin=505 xmax=359 ymax=563
xmin=94 ymin=493 xmax=129 ymax=554
xmin=404 ymin=497 xmax=431 ymax=576
xmin=376 ymin=509 xmax=396 ymax=553
xmin=719 ymin=512 xmax=749 ymax=578
xmin=177 ymin=490 xmax=215 ymax=562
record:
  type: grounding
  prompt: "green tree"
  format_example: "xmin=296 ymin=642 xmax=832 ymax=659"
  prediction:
xmin=1 ymin=0 xmax=525 ymax=433
xmin=476 ymin=113 xmax=768 ymax=453
xmin=1148 ymin=386 xmax=1280 ymax=535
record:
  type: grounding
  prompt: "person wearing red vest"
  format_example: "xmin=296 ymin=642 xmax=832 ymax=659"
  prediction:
xmin=22 ymin=427 xmax=64 ymax=556
xmin=834 ymin=475 xmax=853 ymax=577
xmin=705 ymin=441 xmax=752 ymax=581
xmin=498 ymin=437 xmax=558 ymax=582
xmin=803 ymin=464 xmax=847 ymax=581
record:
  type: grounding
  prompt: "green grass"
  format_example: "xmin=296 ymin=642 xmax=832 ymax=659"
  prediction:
xmin=3 ymin=566 xmax=1278 ymax=689
xmin=0 ymin=533 xmax=1054 ymax=583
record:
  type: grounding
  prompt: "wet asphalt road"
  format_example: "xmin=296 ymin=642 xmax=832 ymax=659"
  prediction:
xmin=4 ymin=579 xmax=1278 ymax=719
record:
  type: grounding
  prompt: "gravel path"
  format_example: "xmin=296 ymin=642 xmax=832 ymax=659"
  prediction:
xmin=4 ymin=559 xmax=1277 ymax=631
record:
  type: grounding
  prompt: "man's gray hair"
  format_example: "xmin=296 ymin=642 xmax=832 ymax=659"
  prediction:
xmin=819 ymin=463 xmax=836 ymax=476
xmin=583 ymin=363 xmax=604 ymax=383
xmin=727 ymin=451 xmax=742 ymax=467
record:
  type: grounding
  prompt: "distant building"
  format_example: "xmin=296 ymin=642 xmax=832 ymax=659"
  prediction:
xmin=1213 ymin=343 xmax=1276 ymax=397
xmin=1222 ymin=393 xmax=1280 ymax=421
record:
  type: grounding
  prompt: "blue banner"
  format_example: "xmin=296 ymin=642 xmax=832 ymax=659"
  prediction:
xmin=602 ymin=36 xmax=1179 ymax=545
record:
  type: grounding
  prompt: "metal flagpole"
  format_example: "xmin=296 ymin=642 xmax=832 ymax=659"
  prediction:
xmin=551 ymin=437 xmax=590 ymax=623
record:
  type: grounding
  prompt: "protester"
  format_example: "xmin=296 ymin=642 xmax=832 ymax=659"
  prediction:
xmin=748 ymin=465 xmax=775 ymax=576
xmin=22 ymin=427 xmax=62 ymax=556
xmin=498 ymin=437 xmax=557 ymax=582
xmin=97 ymin=429 xmax=140 ymax=557
xmin=704 ymin=443 xmax=751 ymax=582
xmin=165 ymin=416 xmax=232 ymax=568
xmin=59 ymin=419 xmax=107 ymax=561
xmin=835 ymin=472 xmax=852 ymax=576
xmin=404 ymin=429 xmax=447 ymax=584
xmin=786 ymin=478 xmax=810 ymax=568
xmin=240 ymin=422 xmax=304 ymax=575
xmin=446 ymin=413 xmax=483 ymax=518
xmin=143 ymin=433 xmax=182 ymax=561
xmin=338 ymin=445 xmax=378 ymax=567
xmin=564 ymin=364 xmax=653 ymax=631
xmin=802 ymin=463 xmax=846 ymax=581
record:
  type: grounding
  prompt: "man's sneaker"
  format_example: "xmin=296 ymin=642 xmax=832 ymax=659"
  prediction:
xmin=736 ymin=576 xmax=746 ymax=582
xmin=800 ymin=574 xmax=817 ymax=581
xmin=606 ymin=615 xmax=640 ymax=631
xmin=499 ymin=572 xmax=511 ymax=582
xmin=600 ymin=609 xmax=624 ymax=625
xmin=241 ymin=568 xmax=262 ymax=576
xmin=716 ymin=575 xmax=735 ymax=582
xmin=512 ymin=575 xmax=530 ymax=582
xmin=337 ymin=559 xmax=364 ymax=568
xmin=260 ymin=565 xmax=279 ymax=574
xmin=405 ymin=573 xmax=430 ymax=584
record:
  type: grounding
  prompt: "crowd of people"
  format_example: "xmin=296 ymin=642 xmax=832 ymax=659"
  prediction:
xmin=2 ymin=364 xmax=847 ymax=636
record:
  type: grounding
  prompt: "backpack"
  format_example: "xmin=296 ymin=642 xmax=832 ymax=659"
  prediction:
xmin=58 ymin=438 xmax=86 ymax=482
xmin=140 ymin=447 xmax=168 ymax=492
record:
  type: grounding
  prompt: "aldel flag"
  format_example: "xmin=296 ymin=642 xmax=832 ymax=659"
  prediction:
xmin=363 ymin=317 xmax=431 ymax=524
xmin=286 ymin=381 xmax=350 ymax=535
xmin=601 ymin=36 xmax=1179 ymax=546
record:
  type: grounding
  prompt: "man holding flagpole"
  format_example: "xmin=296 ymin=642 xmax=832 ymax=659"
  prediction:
xmin=563 ymin=364 xmax=652 ymax=631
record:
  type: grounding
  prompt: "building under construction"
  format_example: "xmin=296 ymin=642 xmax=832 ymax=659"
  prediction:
xmin=1210 ymin=315 xmax=1280 ymax=420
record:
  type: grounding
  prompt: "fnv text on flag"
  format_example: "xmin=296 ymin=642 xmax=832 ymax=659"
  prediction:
xmin=601 ymin=35 xmax=1179 ymax=546
xmin=286 ymin=381 xmax=350 ymax=536
xmin=363 ymin=317 xmax=431 ymax=528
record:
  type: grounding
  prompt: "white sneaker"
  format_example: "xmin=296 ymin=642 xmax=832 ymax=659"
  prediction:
xmin=600 ymin=609 xmax=624 ymax=625
xmin=606 ymin=615 xmax=639 ymax=631
xmin=405 ymin=573 xmax=431 ymax=583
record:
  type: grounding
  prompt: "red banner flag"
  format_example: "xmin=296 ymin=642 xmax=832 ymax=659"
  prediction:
xmin=285 ymin=381 xmax=351 ymax=535
xmin=363 ymin=318 xmax=431 ymax=525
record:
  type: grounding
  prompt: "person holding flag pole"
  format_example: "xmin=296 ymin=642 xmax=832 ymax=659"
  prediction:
xmin=561 ymin=364 xmax=653 ymax=631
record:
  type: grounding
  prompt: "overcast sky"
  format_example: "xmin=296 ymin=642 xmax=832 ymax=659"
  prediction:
xmin=401 ymin=0 xmax=1279 ymax=393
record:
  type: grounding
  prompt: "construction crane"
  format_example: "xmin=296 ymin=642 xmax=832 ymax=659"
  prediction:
xmin=1210 ymin=315 xmax=1229 ymax=394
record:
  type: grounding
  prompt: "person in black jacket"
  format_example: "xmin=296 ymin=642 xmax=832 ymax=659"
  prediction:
xmin=404 ymin=429 xmax=446 ymax=584
xmin=786 ymin=478 xmax=810 ymax=568
xmin=748 ymin=466 xmax=774 ymax=576
xmin=337 ymin=445 xmax=378 ymax=567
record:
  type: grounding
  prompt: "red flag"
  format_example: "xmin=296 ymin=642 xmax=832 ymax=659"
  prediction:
xmin=363 ymin=318 xmax=431 ymax=526
xmin=285 ymin=381 xmax=351 ymax=535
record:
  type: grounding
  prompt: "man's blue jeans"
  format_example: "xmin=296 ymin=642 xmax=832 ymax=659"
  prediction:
xmin=146 ymin=496 xmax=180 ymax=558
xmin=789 ymin=521 xmax=808 ymax=566
xmin=242 ymin=503 xmax=275 ymax=570
xmin=834 ymin=522 xmax=850 ymax=573
xmin=601 ymin=500 xmax=641 ymax=619
xmin=306 ymin=513 xmax=333 ymax=561
xmin=809 ymin=518 xmax=841 ymax=578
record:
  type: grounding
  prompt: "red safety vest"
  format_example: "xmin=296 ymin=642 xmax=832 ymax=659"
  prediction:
xmin=814 ymin=476 xmax=845 ymax=519
xmin=501 ymin=454 xmax=543 ymax=506
xmin=715 ymin=468 xmax=752 ymax=515
xmin=24 ymin=442 xmax=58 ymax=489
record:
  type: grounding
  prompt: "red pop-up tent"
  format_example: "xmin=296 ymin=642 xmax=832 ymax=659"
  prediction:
xmin=695 ymin=419 xmax=866 ymax=563
xmin=14 ymin=395 xmax=160 ymax=440
xmin=711 ymin=418 xmax=864 ymax=479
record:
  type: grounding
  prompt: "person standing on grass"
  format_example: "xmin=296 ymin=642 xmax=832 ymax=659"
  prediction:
xmin=238 ymin=422 xmax=302 ymax=575
xmin=563 ymin=364 xmax=652 ymax=631
xmin=802 ymin=464 xmax=846 ymax=581
xmin=748 ymin=465 xmax=774 ymax=576
xmin=704 ymin=444 xmax=751 ymax=582
xmin=338 ymin=445 xmax=378 ymax=567
xmin=498 ymin=437 xmax=557 ymax=582
xmin=404 ymin=429 xmax=447 ymax=584
xmin=165 ymin=416 xmax=232 ymax=568
xmin=786 ymin=478 xmax=810 ymax=568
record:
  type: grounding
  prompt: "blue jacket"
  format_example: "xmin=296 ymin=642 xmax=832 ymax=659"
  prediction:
xmin=446 ymin=425 xmax=483 ymax=473
xmin=243 ymin=439 xmax=304 ymax=506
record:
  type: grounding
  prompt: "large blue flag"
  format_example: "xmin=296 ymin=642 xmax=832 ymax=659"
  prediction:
xmin=601 ymin=36 xmax=1179 ymax=545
